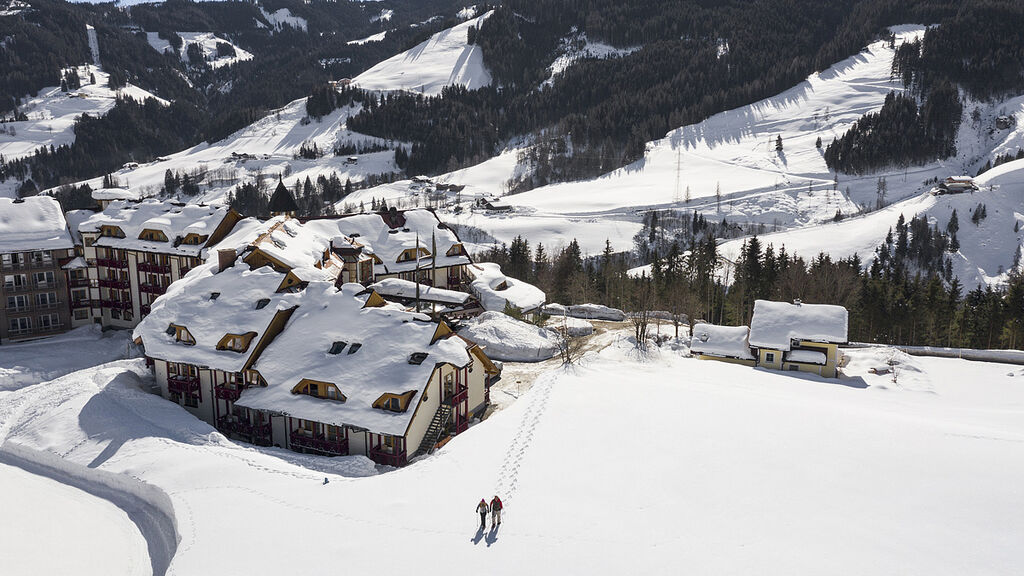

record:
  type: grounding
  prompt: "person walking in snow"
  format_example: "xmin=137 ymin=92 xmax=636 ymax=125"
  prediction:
xmin=476 ymin=498 xmax=489 ymax=530
xmin=490 ymin=495 xmax=503 ymax=528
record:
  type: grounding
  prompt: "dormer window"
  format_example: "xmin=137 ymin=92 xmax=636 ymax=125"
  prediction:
xmin=139 ymin=229 xmax=168 ymax=242
xmin=373 ymin=391 xmax=416 ymax=413
xmin=446 ymin=243 xmax=467 ymax=257
xmin=169 ymin=324 xmax=195 ymax=345
xmin=210 ymin=292 xmax=220 ymax=300
xmin=216 ymin=332 xmax=256 ymax=353
xmin=408 ymin=352 xmax=428 ymax=365
xmin=255 ymin=298 xmax=270 ymax=310
xmin=100 ymin=225 xmax=125 ymax=238
xmin=347 ymin=343 xmax=362 ymax=354
xmin=292 ymin=379 xmax=346 ymax=402
xmin=329 ymin=341 xmax=347 ymax=355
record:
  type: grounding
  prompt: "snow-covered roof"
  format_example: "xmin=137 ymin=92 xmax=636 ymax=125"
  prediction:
xmin=133 ymin=254 xmax=301 ymax=373
xmin=303 ymin=209 xmax=471 ymax=275
xmin=0 ymin=196 xmax=74 ymax=252
xmin=92 ymin=187 xmax=141 ymax=202
xmin=369 ymin=278 xmax=471 ymax=305
xmin=748 ymin=300 xmax=848 ymax=351
xmin=785 ymin=349 xmax=827 ymax=365
xmin=246 ymin=218 xmax=340 ymax=280
xmin=79 ymin=199 xmax=235 ymax=257
xmin=62 ymin=256 xmax=88 ymax=270
xmin=689 ymin=323 xmax=754 ymax=360
xmin=240 ymin=282 xmax=473 ymax=436
xmin=468 ymin=262 xmax=545 ymax=313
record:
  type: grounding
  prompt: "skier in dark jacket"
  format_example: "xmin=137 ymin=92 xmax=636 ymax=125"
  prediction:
xmin=476 ymin=498 xmax=489 ymax=530
xmin=490 ymin=495 xmax=503 ymax=527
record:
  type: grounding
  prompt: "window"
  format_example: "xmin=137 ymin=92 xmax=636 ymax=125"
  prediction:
xmin=765 ymin=352 xmax=775 ymax=363
xmin=4 ymin=274 xmax=27 ymax=289
xmin=33 ymin=271 xmax=55 ymax=287
xmin=255 ymin=298 xmax=270 ymax=310
xmin=210 ymin=292 xmax=221 ymax=300
xmin=38 ymin=314 xmax=59 ymax=329
xmin=328 ymin=341 xmax=347 ymax=355
xmin=8 ymin=317 xmax=31 ymax=334
xmin=292 ymin=379 xmax=346 ymax=402
xmin=169 ymin=324 xmax=195 ymax=345
xmin=31 ymin=251 xmax=51 ymax=265
xmin=184 ymin=395 xmax=199 ymax=408
xmin=35 ymin=292 xmax=57 ymax=307
xmin=788 ymin=365 xmax=799 ymax=371
xmin=373 ymin=391 xmax=415 ymax=412
xmin=385 ymin=397 xmax=400 ymax=411
xmin=408 ymin=352 xmax=428 ymax=365
xmin=217 ymin=332 xmax=255 ymax=352
xmin=74 ymin=309 xmax=90 ymax=320
xmin=7 ymin=294 xmax=28 ymax=310
xmin=347 ymin=343 xmax=362 ymax=354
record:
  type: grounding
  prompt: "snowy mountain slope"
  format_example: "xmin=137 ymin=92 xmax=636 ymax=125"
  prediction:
xmin=39 ymin=96 xmax=402 ymax=205
xmin=2 ymin=337 xmax=1023 ymax=574
xmin=718 ymin=158 xmax=1024 ymax=287
xmin=0 ymin=67 xmax=167 ymax=165
xmin=543 ymin=33 xmax=638 ymax=87
xmin=146 ymin=32 xmax=254 ymax=69
xmin=351 ymin=10 xmax=494 ymax=94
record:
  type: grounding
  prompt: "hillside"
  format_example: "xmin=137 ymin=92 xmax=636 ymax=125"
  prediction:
xmin=351 ymin=10 xmax=494 ymax=95
xmin=1 ymin=332 xmax=1022 ymax=574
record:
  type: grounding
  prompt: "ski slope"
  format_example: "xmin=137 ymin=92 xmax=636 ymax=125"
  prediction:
xmin=1 ymin=331 xmax=1022 ymax=574
xmin=0 ymin=68 xmax=167 ymax=169
xmin=352 ymin=10 xmax=494 ymax=94
xmin=38 ymin=96 xmax=402 ymax=205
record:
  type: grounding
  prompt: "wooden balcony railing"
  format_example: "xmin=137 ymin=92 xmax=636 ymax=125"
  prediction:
xmin=214 ymin=384 xmax=242 ymax=402
xmin=96 ymin=258 xmax=129 ymax=269
xmin=217 ymin=417 xmax=272 ymax=445
xmin=137 ymin=262 xmax=171 ymax=274
xmin=139 ymin=283 xmax=166 ymax=295
xmin=368 ymin=444 xmax=407 ymax=467
xmin=99 ymin=278 xmax=130 ymax=289
xmin=290 ymin=431 xmax=349 ymax=456
xmin=167 ymin=374 xmax=200 ymax=395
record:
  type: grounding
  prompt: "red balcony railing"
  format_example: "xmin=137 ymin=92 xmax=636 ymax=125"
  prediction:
xmin=140 ymin=304 xmax=151 ymax=315
xmin=217 ymin=417 xmax=272 ymax=445
xmin=139 ymin=283 xmax=166 ymax=295
xmin=369 ymin=444 xmax=407 ymax=467
xmin=100 ymin=300 xmax=132 ymax=310
xmin=137 ymin=262 xmax=171 ymax=274
xmin=214 ymin=384 xmax=242 ymax=402
xmin=167 ymin=374 xmax=200 ymax=395
xmin=443 ymin=384 xmax=469 ymax=406
xmin=99 ymin=278 xmax=130 ymax=289
xmin=68 ymin=278 xmax=92 ymax=288
xmin=71 ymin=299 xmax=91 ymax=309
xmin=290 ymin=431 xmax=349 ymax=456
xmin=96 ymin=258 xmax=129 ymax=269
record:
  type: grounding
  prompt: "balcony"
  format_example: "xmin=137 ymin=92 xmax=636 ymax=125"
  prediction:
xmin=140 ymin=304 xmax=151 ymax=315
xmin=167 ymin=374 xmax=200 ymax=395
xmin=68 ymin=278 xmax=92 ymax=288
xmin=96 ymin=258 xmax=129 ymax=269
xmin=442 ymin=384 xmax=469 ymax=406
xmin=100 ymin=300 xmax=132 ymax=310
xmin=139 ymin=283 xmax=166 ymax=295
xmin=217 ymin=417 xmax=272 ymax=445
xmin=35 ymin=300 xmax=63 ymax=311
xmin=99 ymin=278 xmax=130 ymax=290
xmin=369 ymin=444 xmax=407 ymax=467
xmin=214 ymin=384 xmax=242 ymax=402
xmin=3 ymin=283 xmax=31 ymax=293
xmin=290 ymin=431 xmax=349 ymax=456
xmin=71 ymin=299 xmax=91 ymax=309
xmin=137 ymin=262 xmax=171 ymax=274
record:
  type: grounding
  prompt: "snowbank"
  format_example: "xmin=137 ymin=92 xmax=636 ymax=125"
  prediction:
xmin=457 ymin=311 xmax=559 ymax=362
xmin=542 ymin=302 xmax=626 ymax=321
xmin=545 ymin=315 xmax=594 ymax=337
xmin=468 ymin=262 xmax=546 ymax=313
xmin=0 ymin=325 xmax=133 ymax=391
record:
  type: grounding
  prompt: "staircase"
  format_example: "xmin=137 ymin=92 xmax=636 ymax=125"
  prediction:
xmin=414 ymin=404 xmax=453 ymax=457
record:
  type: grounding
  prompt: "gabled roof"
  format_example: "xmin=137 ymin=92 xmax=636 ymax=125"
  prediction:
xmin=78 ymin=199 xmax=236 ymax=256
xmin=269 ymin=180 xmax=298 ymax=214
xmin=133 ymin=251 xmax=301 ymax=373
xmin=369 ymin=277 xmax=471 ymax=305
xmin=0 ymin=196 xmax=74 ymax=252
xmin=748 ymin=299 xmax=848 ymax=351
xmin=303 ymin=209 xmax=472 ymax=275
xmin=689 ymin=323 xmax=754 ymax=360
xmin=240 ymin=282 xmax=473 ymax=436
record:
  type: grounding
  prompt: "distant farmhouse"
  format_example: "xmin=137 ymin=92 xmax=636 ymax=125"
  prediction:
xmin=933 ymin=176 xmax=979 ymax=195
xmin=691 ymin=299 xmax=848 ymax=378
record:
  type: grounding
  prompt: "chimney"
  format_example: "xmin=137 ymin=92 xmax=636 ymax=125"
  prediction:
xmin=218 ymin=249 xmax=236 ymax=273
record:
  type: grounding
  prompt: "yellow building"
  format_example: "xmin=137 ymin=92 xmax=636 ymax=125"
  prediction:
xmin=748 ymin=299 xmax=848 ymax=378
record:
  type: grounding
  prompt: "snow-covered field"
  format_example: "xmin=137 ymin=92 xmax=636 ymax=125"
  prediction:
xmin=352 ymin=10 xmax=493 ymax=94
xmin=0 ymin=68 xmax=166 ymax=167
xmin=2 ymin=327 xmax=1023 ymax=574
xmin=0 ymin=325 xmax=135 ymax=391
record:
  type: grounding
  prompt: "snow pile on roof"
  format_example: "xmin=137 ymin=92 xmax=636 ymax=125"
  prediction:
xmin=0 ymin=196 xmax=74 ymax=252
xmin=468 ymin=262 xmax=545 ymax=313
xmin=370 ymin=277 xmax=471 ymax=305
xmin=134 ymin=255 xmax=300 ymax=373
xmin=545 ymin=315 xmax=593 ymax=337
xmin=542 ymin=302 xmax=625 ymax=321
xmin=91 ymin=187 xmax=142 ymax=202
xmin=457 ymin=311 xmax=559 ymax=362
xmin=352 ymin=10 xmax=494 ymax=95
xmin=304 ymin=209 xmax=471 ymax=275
xmin=79 ymin=199 xmax=234 ymax=257
xmin=748 ymin=300 xmax=848 ymax=351
xmin=689 ymin=323 xmax=754 ymax=360
xmin=241 ymin=282 xmax=472 ymax=436
xmin=785 ymin=349 xmax=826 ymax=365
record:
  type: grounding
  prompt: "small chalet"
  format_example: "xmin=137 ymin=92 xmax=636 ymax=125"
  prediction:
xmin=479 ymin=197 xmax=512 ymax=212
xmin=748 ymin=299 xmax=848 ymax=378
xmin=689 ymin=322 xmax=755 ymax=366
xmin=935 ymin=176 xmax=979 ymax=195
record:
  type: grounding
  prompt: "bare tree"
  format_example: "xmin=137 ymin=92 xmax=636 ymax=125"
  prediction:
xmin=631 ymin=277 xmax=656 ymax=350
